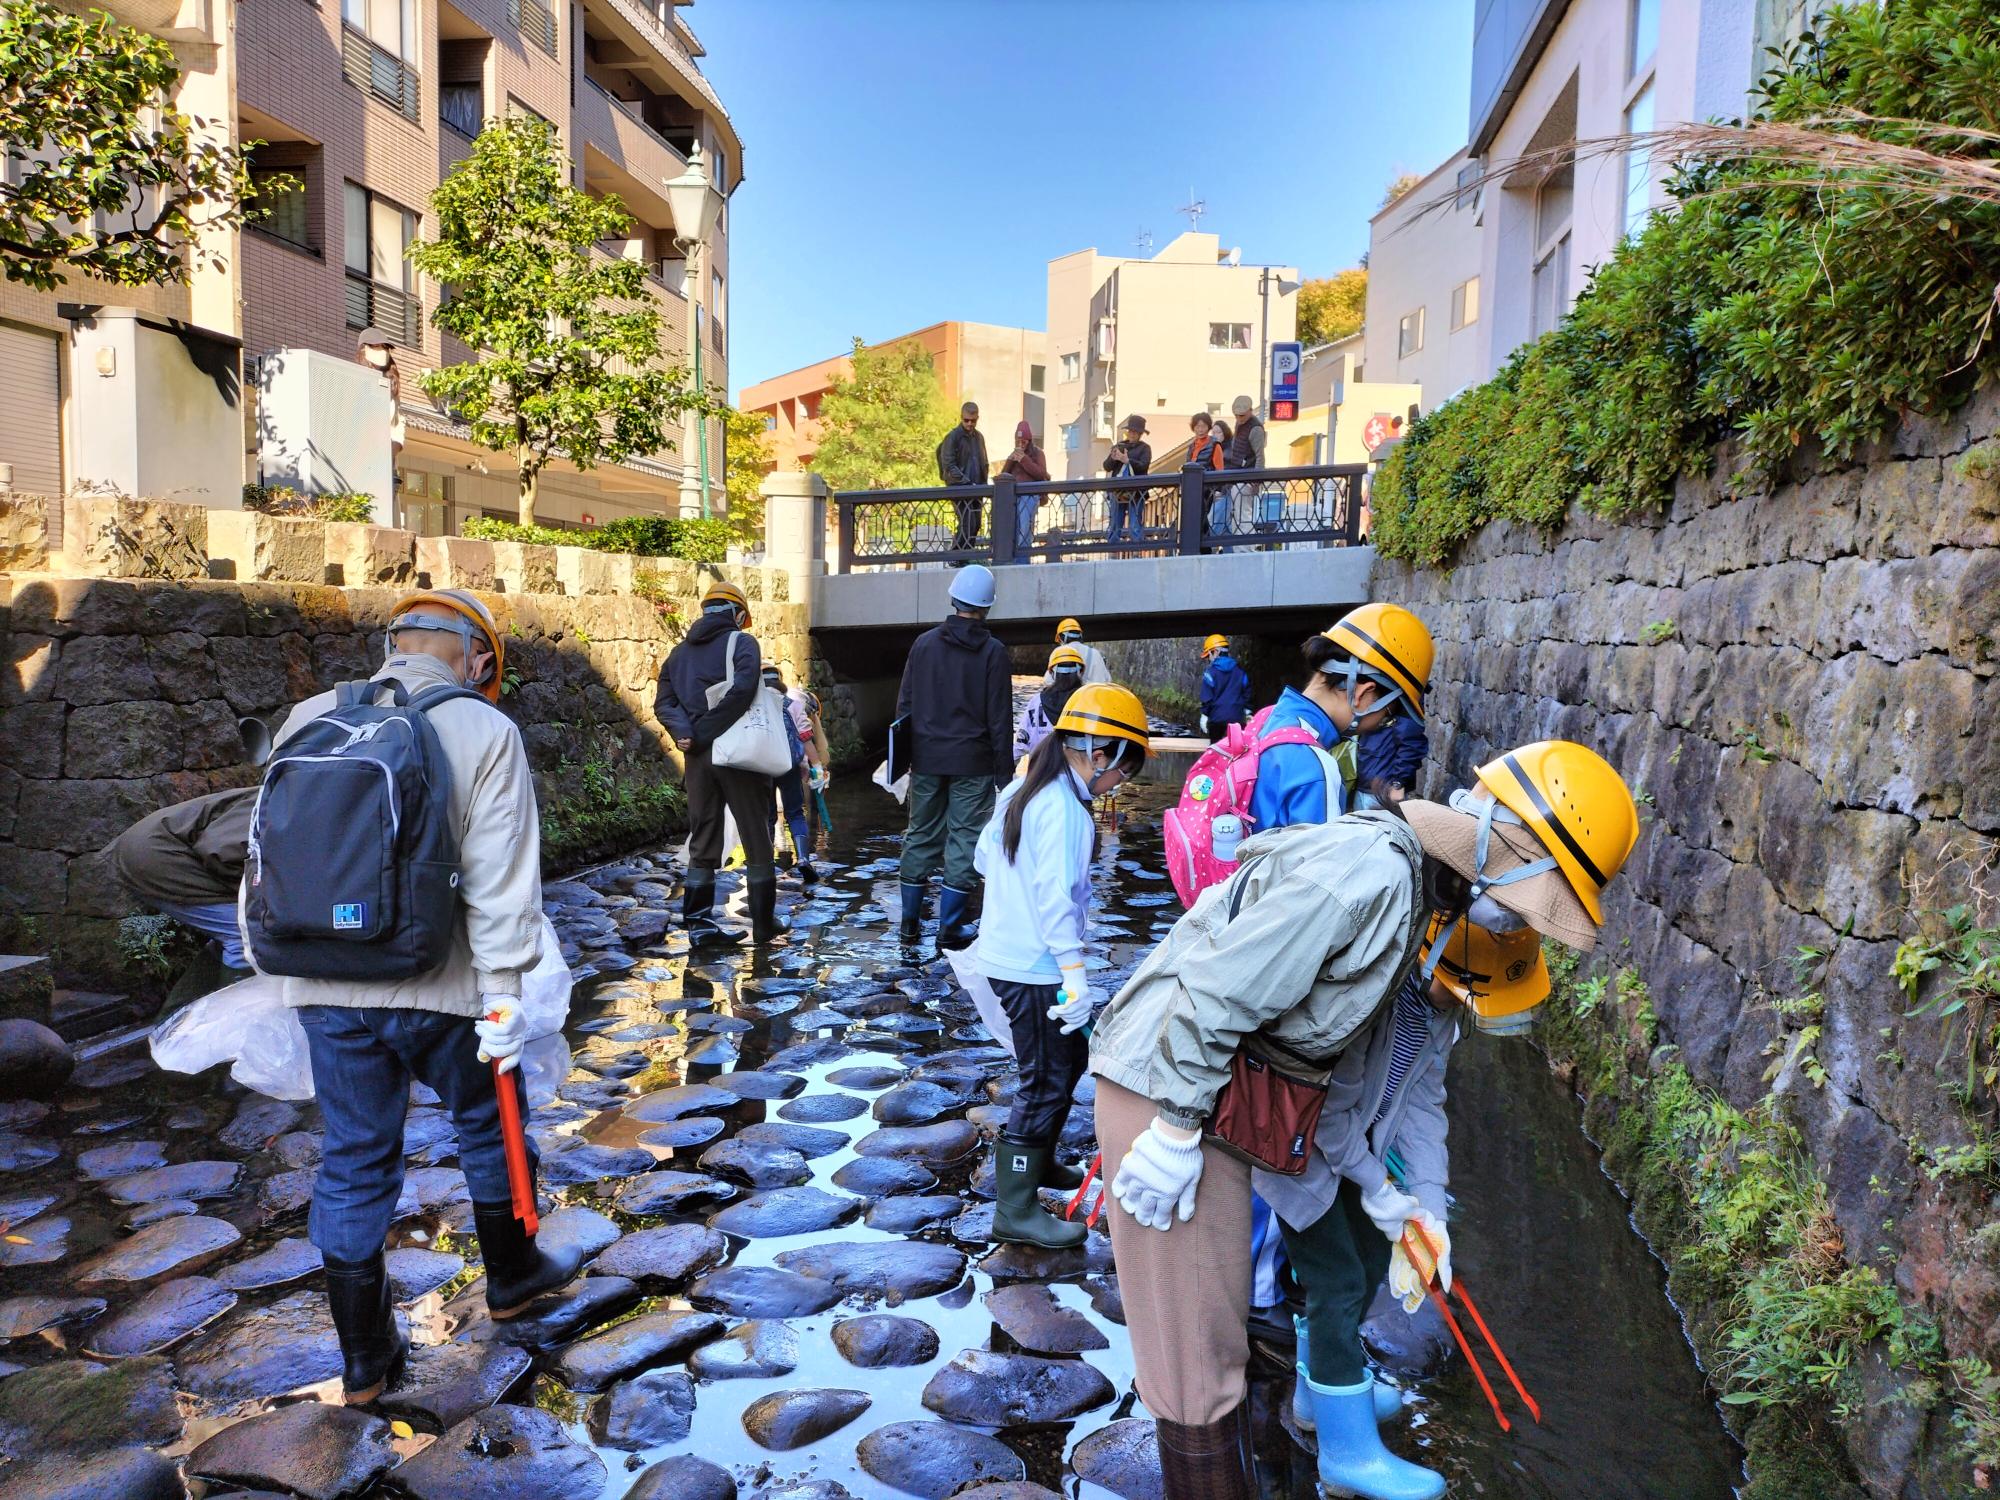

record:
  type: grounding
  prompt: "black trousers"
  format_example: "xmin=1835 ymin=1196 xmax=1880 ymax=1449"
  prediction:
xmin=1206 ymin=718 xmax=1233 ymax=743
xmin=685 ymin=742 xmax=774 ymax=869
xmin=992 ymin=978 xmax=1088 ymax=1143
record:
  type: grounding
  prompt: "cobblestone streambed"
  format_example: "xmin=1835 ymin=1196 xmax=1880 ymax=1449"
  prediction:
xmin=0 ymin=778 xmax=1740 ymax=1498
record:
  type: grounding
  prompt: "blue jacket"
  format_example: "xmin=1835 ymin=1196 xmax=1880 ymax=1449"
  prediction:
xmin=1358 ymin=713 xmax=1427 ymax=788
xmin=1200 ymin=652 xmax=1252 ymax=725
xmin=1249 ymin=686 xmax=1350 ymax=830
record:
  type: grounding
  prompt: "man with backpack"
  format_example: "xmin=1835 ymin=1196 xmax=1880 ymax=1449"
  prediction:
xmin=244 ymin=588 xmax=579 ymax=1407
xmin=1198 ymin=635 xmax=1252 ymax=742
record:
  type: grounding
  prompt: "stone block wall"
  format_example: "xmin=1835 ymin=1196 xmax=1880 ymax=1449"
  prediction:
xmin=1376 ymin=387 xmax=2000 ymax=1495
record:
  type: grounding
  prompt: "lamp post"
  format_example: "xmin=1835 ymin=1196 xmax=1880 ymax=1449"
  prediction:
xmin=1256 ymin=266 xmax=1302 ymax=411
xmin=664 ymin=142 xmax=724 ymax=520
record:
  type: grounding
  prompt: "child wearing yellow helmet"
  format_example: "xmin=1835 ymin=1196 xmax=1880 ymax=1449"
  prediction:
xmin=1015 ymin=645 xmax=1088 ymax=763
xmin=1197 ymin=634 xmax=1251 ymax=742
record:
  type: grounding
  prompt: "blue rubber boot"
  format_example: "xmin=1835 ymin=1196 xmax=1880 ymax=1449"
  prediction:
xmin=1292 ymin=1317 xmax=1402 ymax=1431
xmin=935 ymin=884 xmax=977 ymax=951
xmin=898 ymin=882 xmax=927 ymax=942
xmin=1303 ymin=1372 xmax=1444 ymax=1500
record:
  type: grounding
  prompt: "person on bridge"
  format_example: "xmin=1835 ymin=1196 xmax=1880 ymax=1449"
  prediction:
xmin=1089 ymin=741 xmax=1641 ymax=1500
xmin=937 ymin=401 xmax=989 ymax=553
xmin=1198 ymin=634 xmax=1251 ymax=742
xmin=975 ymin=682 xmax=1150 ymax=1249
xmin=1014 ymin=644 xmax=1087 ymax=763
xmin=896 ymin=563 xmax=1013 ymax=951
xmin=657 ymin=580 xmax=782 ymax=947
xmin=1225 ymin=395 xmax=1267 ymax=470
xmin=1000 ymin=419 xmax=1049 ymax=562
xmin=1053 ymin=618 xmax=1111 ymax=685
xmin=1103 ymin=414 xmax=1152 ymax=551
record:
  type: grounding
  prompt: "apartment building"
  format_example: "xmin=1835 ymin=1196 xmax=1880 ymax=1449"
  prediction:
xmin=1044 ymin=232 xmax=1299 ymax=480
xmin=742 ymin=321 xmax=1048 ymax=476
xmin=236 ymin=0 xmax=741 ymax=531
xmin=1362 ymin=148 xmax=1484 ymax=412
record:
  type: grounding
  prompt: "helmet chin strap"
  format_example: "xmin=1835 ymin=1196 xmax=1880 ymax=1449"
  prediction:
xmin=386 ymin=612 xmax=488 ymax=689
xmin=1328 ymin=658 xmax=1404 ymax=728
xmin=1418 ymin=793 xmax=1559 ymax=980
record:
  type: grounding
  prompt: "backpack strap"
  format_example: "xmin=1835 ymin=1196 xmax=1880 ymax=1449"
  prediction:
xmin=406 ymin=683 xmax=491 ymax=716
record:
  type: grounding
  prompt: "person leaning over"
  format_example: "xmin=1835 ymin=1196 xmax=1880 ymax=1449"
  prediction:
xmin=656 ymin=580 xmax=784 ymax=946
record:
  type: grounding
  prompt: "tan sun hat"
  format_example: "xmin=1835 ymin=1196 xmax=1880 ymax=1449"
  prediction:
xmin=1400 ymin=797 xmax=1600 ymax=952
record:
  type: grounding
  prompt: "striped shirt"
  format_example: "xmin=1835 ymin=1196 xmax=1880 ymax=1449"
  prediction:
xmin=1371 ymin=973 xmax=1433 ymax=1127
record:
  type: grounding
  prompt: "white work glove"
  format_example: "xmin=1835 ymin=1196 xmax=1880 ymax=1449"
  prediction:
xmin=1357 ymin=1176 xmax=1423 ymax=1243
xmin=1112 ymin=1118 xmax=1205 ymax=1231
xmin=1386 ymin=1208 xmax=1452 ymax=1312
xmin=1199 ymin=714 xmax=1209 ymax=734
xmin=474 ymin=995 xmax=528 ymax=1074
xmin=1048 ymin=967 xmax=1102 ymax=1035
xmin=808 ymin=765 xmax=829 ymax=791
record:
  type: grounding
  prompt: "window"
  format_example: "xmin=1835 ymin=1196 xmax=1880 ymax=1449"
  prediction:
xmin=654 ymin=252 xmax=686 ymax=294
xmin=440 ymin=82 xmax=481 ymax=137
xmin=762 ymin=413 xmax=776 ymax=432
xmin=1206 ymin=401 xmax=1222 ymax=416
xmin=1623 ymin=80 xmax=1656 ymax=236
xmin=508 ymin=0 xmax=557 ymax=58
xmin=1029 ymin=363 xmax=1045 ymax=394
xmin=1531 ymin=233 xmax=1571 ymax=337
xmin=1455 ymin=159 xmax=1481 ymax=212
xmin=1208 ymin=322 xmax=1251 ymax=351
xmin=1629 ymin=0 xmax=1660 ymax=76
xmin=340 ymin=0 xmax=420 ymax=122
xmin=1397 ymin=308 xmax=1425 ymax=358
xmin=247 ymin=143 xmax=314 ymax=251
xmin=1095 ymin=319 xmax=1116 ymax=360
xmin=1450 ymin=278 xmax=1479 ymax=331
xmin=345 ymin=182 xmax=421 ymax=344
xmin=1061 ymin=422 xmax=1081 ymax=451
xmin=1060 ymin=352 xmax=1080 ymax=382
xmin=1095 ymin=396 xmax=1114 ymax=437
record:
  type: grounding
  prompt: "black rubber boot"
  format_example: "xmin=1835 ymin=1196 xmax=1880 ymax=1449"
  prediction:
xmin=682 ymin=867 xmax=743 ymax=947
xmin=1156 ymin=1399 xmax=1258 ymax=1500
xmin=992 ymin=1135 xmax=1086 ymax=1249
xmin=473 ymin=1200 xmax=583 ymax=1319
xmin=747 ymin=869 xmax=787 ymax=946
xmin=899 ymin=881 xmax=926 ymax=942
xmin=935 ymin=884 xmax=978 ymax=952
xmin=1040 ymin=1155 xmax=1087 ymax=1192
xmin=322 ymin=1251 xmax=406 ymax=1404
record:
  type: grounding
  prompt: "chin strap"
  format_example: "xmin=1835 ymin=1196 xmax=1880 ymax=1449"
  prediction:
xmin=385 ymin=611 xmax=486 ymax=689
xmin=1419 ymin=794 xmax=1559 ymax=981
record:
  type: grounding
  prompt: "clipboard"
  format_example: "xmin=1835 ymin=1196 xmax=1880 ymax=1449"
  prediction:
xmin=887 ymin=714 xmax=913 ymax=783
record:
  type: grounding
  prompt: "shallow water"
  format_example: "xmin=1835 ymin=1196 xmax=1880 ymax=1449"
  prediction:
xmin=0 ymin=773 xmax=1740 ymax=1498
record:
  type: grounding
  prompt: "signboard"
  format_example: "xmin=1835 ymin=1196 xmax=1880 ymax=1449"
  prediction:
xmin=1270 ymin=341 xmax=1302 ymax=403
xmin=1362 ymin=412 xmax=1394 ymax=452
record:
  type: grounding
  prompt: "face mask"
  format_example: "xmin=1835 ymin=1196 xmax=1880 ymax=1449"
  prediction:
xmin=364 ymin=347 xmax=391 ymax=368
xmin=1467 ymin=892 xmax=1531 ymax=933
xmin=1475 ymin=1005 xmax=1539 ymax=1037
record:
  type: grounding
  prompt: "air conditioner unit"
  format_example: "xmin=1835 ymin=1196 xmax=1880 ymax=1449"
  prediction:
xmin=253 ymin=348 xmax=395 ymax=521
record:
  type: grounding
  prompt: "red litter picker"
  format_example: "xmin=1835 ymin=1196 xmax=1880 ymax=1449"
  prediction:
xmin=492 ymin=1057 xmax=538 ymax=1235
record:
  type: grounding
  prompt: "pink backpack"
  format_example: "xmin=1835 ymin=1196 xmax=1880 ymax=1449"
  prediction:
xmin=1162 ymin=706 xmax=1354 ymax=907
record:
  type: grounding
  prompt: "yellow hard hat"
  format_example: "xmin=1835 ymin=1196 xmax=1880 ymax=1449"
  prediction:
xmin=1049 ymin=644 xmax=1086 ymax=671
xmin=1475 ymin=741 xmax=1639 ymax=925
xmin=1320 ymin=603 xmax=1434 ymax=720
xmin=701 ymin=579 xmax=751 ymax=627
xmin=1055 ymin=681 xmax=1150 ymax=761
xmin=1202 ymin=634 xmax=1228 ymax=657
xmin=388 ymin=589 xmax=505 ymax=702
xmin=1425 ymin=914 xmax=1549 ymax=1034
xmin=1055 ymin=618 xmax=1083 ymax=640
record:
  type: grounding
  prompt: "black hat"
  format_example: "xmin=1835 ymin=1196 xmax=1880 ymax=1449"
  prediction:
xmin=1122 ymin=414 xmax=1147 ymax=435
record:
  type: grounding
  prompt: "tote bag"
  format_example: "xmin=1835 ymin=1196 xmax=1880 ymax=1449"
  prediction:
xmin=707 ymin=633 xmax=794 ymax=776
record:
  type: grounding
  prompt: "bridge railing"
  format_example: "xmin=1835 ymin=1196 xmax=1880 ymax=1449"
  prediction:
xmin=833 ymin=463 xmax=1367 ymax=572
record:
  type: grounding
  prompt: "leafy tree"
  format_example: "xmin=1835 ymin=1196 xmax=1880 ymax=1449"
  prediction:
xmin=721 ymin=404 xmax=773 ymax=548
xmin=410 ymin=115 xmax=707 ymax=527
xmin=810 ymin=337 xmax=957 ymax=492
xmin=1297 ymin=267 xmax=1368 ymax=346
xmin=0 ymin=0 xmax=266 ymax=290
xmin=1380 ymin=171 xmax=1423 ymax=210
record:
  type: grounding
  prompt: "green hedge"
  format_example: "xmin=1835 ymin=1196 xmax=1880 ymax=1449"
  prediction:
xmin=462 ymin=514 xmax=729 ymax=562
xmin=1374 ymin=0 xmax=2000 ymax=566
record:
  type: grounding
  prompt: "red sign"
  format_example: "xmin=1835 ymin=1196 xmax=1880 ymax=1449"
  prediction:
xmin=1271 ymin=400 xmax=1297 ymax=422
xmin=1362 ymin=413 xmax=1393 ymax=451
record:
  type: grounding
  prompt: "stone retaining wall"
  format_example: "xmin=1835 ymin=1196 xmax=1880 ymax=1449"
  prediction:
xmin=1377 ymin=387 xmax=2000 ymax=1496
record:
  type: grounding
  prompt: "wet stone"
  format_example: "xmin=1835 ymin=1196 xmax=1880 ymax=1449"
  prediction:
xmin=951 ymin=1204 xmax=995 ymax=1243
xmin=560 ymin=1080 xmax=632 ymax=1112
xmin=978 ymin=1232 xmax=1113 ymax=1282
xmin=536 ymin=1135 xmax=654 ymax=1187
xmin=81 ymin=1275 xmax=234 ymax=1357
xmin=773 ymin=1241 xmax=967 ymax=1302
xmin=75 ymin=1214 xmax=241 ymax=1287
xmin=710 ymin=1185 xmax=862 ymax=1239
xmin=259 ymin=1167 xmax=316 ymax=1215
xmin=272 ymin=1130 xmax=323 ymax=1169
xmin=0 ymin=1133 xmax=59 ymax=1173
xmin=626 ymin=1083 xmax=742 ymax=1122
xmin=1085 ymin=1274 xmax=1125 ymax=1326
xmin=0 ymin=1021 xmax=73 ymax=1103
xmin=778 ymin=1093 xmax=868 ymax=1124
xmin=0 ymin=1295 xmax=104 ymax=1342
xmin=855 ymin=1420 xmax=1027 ymax=1498
xmin=864 ymin=1194 xmax=962 ymax=1234
xmin=871 ymin=1082 xmax=970 ymax=1127
xmin=786 ymin=1008 xmax=853 ymax=1031
xmin=637 ymin=1115 xmax=729 ymax=1150
xmin=459 ymin=1274 xmax=641 ymax=1351
xmin=686 ymin=1318 xmax=800 ymax=1381
xmin=215 ymin=1235 xmax=322 ymax=1291
xmin=535 ymin=1205 xmax=623 ymax=1263
xmin=0 ymin=1356 xmax=182 ymax=1455
xmin=955 ymin=1487 xmax=1063 ymax=1500
xmin=74 ymin=1140 xmax=165 ymax=1179
xmin=626 ymin=1453 xmax=737 ymax=1500
xmin=830 ymin=1314 xmax=940 ymax=1369
xmin=178 ymin=1291 xmax=355 ymax=1401
xmin=686 ymin=1014 xmax=755 ymax=1035
xmin=1362 ymin=1284 xmax=1452 ymax=1375
xmin=186 ymin=1401 xmax=397 ymax=1500
xmin=387 ymin=1247 xmax=464 ymax=1302
xmin=122 ymin=1197 xmax=198 ymax=1231
xmin=853 ymin=1120 xmax=979 ymax=1166
xmin=0 ymin=1103 xmax=47 ymax=1131
xmin=700 ymin=1138 xmax=812 ymax=1188
xmin=218 ymin=1099 xmax=303 ymax=1153
xmin=920 ymin=1349 xmax=1115 ymax=1426
xmin=831 ymin=1157 xmax=937 ymax=1197
xmin=0 ymin=1190 xmax=56 ymax=1223
xmin=401 ymin=1109 xmax=457 ymax=1156
xmin=756 ymin=1483 xmax=855 ymax=1500
xmin=826 ymin=1065 xmax=904 ymax=1090
xmin=688 ymin=1265 xmax=842 ymax=1319
xmin=741 ymin=1387 xmax=872 ymax=1451
xmin=590 ymin=1366 xmax=695 ymax=1449
xmin=0 ymin=1214 xmax=69 ymax=1267
xmin=392 ymin=1404 xmax=606 ymax=1500
xmin=573 ymin=1049 xmax=651 ymax=1081
xmin=686 ymin=1033 xmax=740 ymax=1068
xmin=379 ymin=1339 xmax=532 ymax=1432
xmin=763 ymin=1038 xmax=855 ymax=1071
xmin=614 ymin=1170 xmax=737 ymax=1216
xmin=0 ymin=1445 xmax=183 ymax=1500
xmin=984 ymin=1283 xmax=1110 ymax=1353
xmin=1069 ymin=1418 xmax=1163 ymax=1500
xmin=713 ymin=1069 xmax=807 ymax=1101
xmin=553 ymin=1308 xmax=725 ymax=1393
xmin=588 ymin=1223 xmax=727 ymax=1285
xmin=102 ymin=1159 xmax=239 ymax=1205
xmin=737 ymin=1121 xmax=850 ymax=1159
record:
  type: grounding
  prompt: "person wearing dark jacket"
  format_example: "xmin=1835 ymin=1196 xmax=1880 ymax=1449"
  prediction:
xmin=1225 ymin=395 xmax=1267 ymax=469
xmin=1104 ymin=414 xmax=1152 ymax=551
xmin=937 ymin=402 xmax=989 ymax=552
xmin=1357 ymin=710 xmax=1428 ymax=796
xmin=1198 ymin=634 xmax=1252 ymax=741
xmin=897 ymin=564 xmax=1011 ymax=949
xmin=1001 ymin=419 xmax=1049 ymax=561
xmin=655 ymin=579 xmax=781 ymax=945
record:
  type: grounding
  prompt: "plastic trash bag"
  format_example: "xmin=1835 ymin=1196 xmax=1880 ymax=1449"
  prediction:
xmin=151 ymin=915 xmax=574 ymax=1106
xmin=942 ymin=944 xmax=1014 ymax=1059
xmin=873 ymin=757 xmax=910 ymax=805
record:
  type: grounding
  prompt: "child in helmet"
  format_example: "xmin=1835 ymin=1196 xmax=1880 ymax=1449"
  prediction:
xmin=975 ymin=682 xmax=1151 ymax=1249
xmin=1198 ymin=634 xmax=1251 ymax=742
xmin=1015 ymin=645 xmax=1088 ymax=763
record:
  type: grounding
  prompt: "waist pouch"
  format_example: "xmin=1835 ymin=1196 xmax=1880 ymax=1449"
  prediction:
xmin=1206 ymin=1030 xmax=1332 ymax=1175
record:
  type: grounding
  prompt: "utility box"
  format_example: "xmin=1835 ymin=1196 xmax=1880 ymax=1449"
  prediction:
xmin=253 ymin=348 xmax=395 ymax=522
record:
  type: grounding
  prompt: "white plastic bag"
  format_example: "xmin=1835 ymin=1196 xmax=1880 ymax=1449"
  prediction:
xmin=943 ymin=945 xmax=1015 ymax=1059
xmin=873 ymin=757 xmax=911 ymax=805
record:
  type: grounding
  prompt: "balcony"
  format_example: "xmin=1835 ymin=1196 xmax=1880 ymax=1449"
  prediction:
xmin=507 ymin=0 xmax=558 ymax=58
xmin=576 ymin=0 xmax=731 ymax=125
xmin=341 ymin=24 xmax=421 ymax=123
xmin=345 ymin=272 xmax=422 ymax=346
xmin=574 ymin=76 xmax=687 ymax=227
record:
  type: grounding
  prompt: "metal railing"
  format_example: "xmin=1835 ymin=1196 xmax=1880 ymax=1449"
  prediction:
xmin=345 ymin=272 xmax=422 ymax=345
xmin=509 ymin=0 xmax=559 ymax=56
xmin=834 ymin=463 xmax=1364 ymax=572
xmin=341 ymin=24 xmax=420 ymax=123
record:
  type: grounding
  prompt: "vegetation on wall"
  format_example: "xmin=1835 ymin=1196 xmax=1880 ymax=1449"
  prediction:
xmin=1373 ymin=0 xmax=2000 ymax=566
xmin=242 ymin=485 xmax=375 ymax=523
xmin=539 ymin=755 xmax=688 ymax=872
xmin=461 ymin=514 xmax=729 ymax=562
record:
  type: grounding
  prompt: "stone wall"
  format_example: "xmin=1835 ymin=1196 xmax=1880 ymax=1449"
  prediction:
xmin=0 ymin=499 xmax=851 ymax=987
xmin=1377 ymin=388 xmax=2000 ymax=1496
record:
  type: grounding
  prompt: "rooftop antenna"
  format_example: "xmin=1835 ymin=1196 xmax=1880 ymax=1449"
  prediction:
xmin=1177 ymin=190 xmax=1206 ymax=232
xmin=1134 ymin=227 xmax=1154 ymax=255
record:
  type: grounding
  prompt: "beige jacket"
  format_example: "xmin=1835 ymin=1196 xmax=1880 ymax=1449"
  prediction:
xmin=255 ymin=652 xmax=543 ymax=1017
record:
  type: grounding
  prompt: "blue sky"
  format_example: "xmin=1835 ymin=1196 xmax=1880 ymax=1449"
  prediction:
xmin=696 ymin=1 xmax=1476 ymax=398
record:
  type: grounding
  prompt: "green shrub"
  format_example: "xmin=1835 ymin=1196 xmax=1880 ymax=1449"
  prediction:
xmin=460 ymin=513 xmax=729 ymax=562
xmin=243 ymin=484 xmax=376 ymax=524
xmin=460 ymin=517 xmax=588 ymax=547
xmin=538 ymin=758 xmax=687 ymax=871
xmin=116 ymin=913 xmax=200 ymax=981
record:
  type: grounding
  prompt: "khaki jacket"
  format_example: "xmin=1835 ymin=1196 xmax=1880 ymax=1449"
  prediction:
xmin=257 ymin=652 xmax=542 ymax=1017
xmin=1089 ymin=813 xmax=1425 ymax=1131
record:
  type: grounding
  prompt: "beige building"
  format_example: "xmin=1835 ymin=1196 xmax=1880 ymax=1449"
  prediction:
xmin=1363 ymin=148 xmax=1484 ymax=412
xmin=741 ymin=321 xmax=1048 ymax=477
xmin=1044 ymin=232 xmax=1300 ymax=480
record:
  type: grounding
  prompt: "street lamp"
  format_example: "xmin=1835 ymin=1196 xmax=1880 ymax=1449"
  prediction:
xmin=1257 ymin=267 xmax=1302 ymax=411
xmin=664 ymin=142 xmax=724 ymax=520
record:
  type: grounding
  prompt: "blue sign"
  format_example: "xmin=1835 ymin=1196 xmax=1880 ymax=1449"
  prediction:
xmin=1270 ymin=341 xmax=1303 ymax=404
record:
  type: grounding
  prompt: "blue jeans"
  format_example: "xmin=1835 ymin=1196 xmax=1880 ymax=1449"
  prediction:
xmin=1012 ymin=495 xmax=1037 ymax=561
xmin=157 ymin=900 xmax=247 ymax=970
xmin=1108 ymin=498 xmax=1143 ymax=544
xmin=299 ymin=1004 xmax=530 ymax=1261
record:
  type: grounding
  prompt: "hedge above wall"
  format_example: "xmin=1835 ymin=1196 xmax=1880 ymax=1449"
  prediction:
xmin=1373 ymin=0 xmax=2000 ymax=567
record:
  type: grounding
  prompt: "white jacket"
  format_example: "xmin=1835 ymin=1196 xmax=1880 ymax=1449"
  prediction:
xmin=257 ymin=652 xmax=543 ymax=1017
xmin=972 ymin=769 xmax=1094 ymax=986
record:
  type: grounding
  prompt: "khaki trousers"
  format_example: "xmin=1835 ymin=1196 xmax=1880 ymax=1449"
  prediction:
xmin=1095 ymin=1075 xmax=1253 ymax=1426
